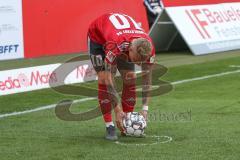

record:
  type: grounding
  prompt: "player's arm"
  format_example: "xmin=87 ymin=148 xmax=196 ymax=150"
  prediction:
xmin=104 ymin=62 xmax=125 ymax=132
xmin=140 ymin=62 xmax=153 ymax=119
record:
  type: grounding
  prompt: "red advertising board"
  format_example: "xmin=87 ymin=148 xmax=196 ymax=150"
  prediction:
xmin=22 ymin=0 xmax=149 ymax=58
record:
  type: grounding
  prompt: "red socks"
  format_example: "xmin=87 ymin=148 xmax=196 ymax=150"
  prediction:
xmin=98 ymin=82 xmax=136 ymax=123
xmin=121 ymin=83 xmax=136 ymax=113
xmin=98 ymin=83 xmax=112 ymax=122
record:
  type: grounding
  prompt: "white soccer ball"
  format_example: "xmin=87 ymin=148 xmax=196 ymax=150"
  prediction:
xmin=123 ymin=112 xmax=147 ymax=137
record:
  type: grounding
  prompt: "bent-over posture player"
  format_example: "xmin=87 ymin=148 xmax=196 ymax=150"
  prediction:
xmin=88 ymin=13 xmax=155 ymax=140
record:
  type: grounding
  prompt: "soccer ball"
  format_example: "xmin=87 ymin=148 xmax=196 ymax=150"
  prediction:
xmin=122 ymin=112 xmax=147 ymax=137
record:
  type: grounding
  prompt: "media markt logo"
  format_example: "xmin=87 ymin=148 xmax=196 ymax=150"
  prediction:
xmin=0 ymin=76 xmax=21 ymax=90
xmin=0 ymin=73 xmax=30 ymax=91
xmin=0 ymin=71 xmax=58 ymax=91
xmin=18 ymin=73 xmax=30 ymax=87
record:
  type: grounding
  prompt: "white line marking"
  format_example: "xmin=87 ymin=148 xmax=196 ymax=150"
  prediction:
xmin=0 ymin=70 xmax=239 ymax=119
xmin=229 ymin=65 xmax=240 ymax=68
xmin=0 ymin=97 xmax=96 ymax=119
xmin=115 ymin=135 xmax=172 ymax=146
xmin=172 ymin=70 xmax=240 ymax=85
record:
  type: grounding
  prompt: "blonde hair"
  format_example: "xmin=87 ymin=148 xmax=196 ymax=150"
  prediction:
xmin=131 ymin=38 xmax=152 ymax=57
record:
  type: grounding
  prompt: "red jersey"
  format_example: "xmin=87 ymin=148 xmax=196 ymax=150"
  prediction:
xmin=88 ymin=13 xmax=155 ymax=64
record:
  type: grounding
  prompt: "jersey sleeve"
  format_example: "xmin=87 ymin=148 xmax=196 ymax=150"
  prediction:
xmin=105 ymin=51 xmax=117 ymax=65
xmin=104 ymin=42 xmax=121 ymax=65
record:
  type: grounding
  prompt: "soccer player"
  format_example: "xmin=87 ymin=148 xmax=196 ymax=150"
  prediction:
xmin=88 ymin=13 xmax=155 ymax=140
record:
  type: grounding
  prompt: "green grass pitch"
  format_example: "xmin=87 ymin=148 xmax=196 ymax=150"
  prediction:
xmin=0 ymin=51 xmax=240 ymax=160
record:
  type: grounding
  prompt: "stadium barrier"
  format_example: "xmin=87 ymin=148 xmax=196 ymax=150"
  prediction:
xmin=150 ymin=0 xmax=240 ymax=55
xmin=0 ymin=0 xmax=24 ymax=61
xmin=0 ymin=60 xmax=96 ymax=96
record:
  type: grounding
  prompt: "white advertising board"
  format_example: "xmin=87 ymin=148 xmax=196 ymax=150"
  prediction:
xmin=165 ymin=2 xmax=240 ymax=55
xmin=0 ymin=61 xmax=97 ymax=96
xmin=0 ymin=0 xmax=24 ymax=60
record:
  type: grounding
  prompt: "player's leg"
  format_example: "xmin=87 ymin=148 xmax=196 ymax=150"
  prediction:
xmin=97 ymin=72 xmax=113 ymax=124
xmin=117 ymin=58 xmax=136 ymax=113
xmin=88 ymin=38 xmax=117 ymax=140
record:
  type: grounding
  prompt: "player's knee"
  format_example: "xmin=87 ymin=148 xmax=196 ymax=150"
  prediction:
xmin=97 ymin=72 xmax=106 ymax=84
xmin=123 ymin=71 xmax=136 ymax=84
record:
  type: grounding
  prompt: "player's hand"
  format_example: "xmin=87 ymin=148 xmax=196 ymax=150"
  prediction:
xmin=114 ymin=107 xmax=126 ymax=133
xmin=139 ymin=110 xmax=148 ymax=121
